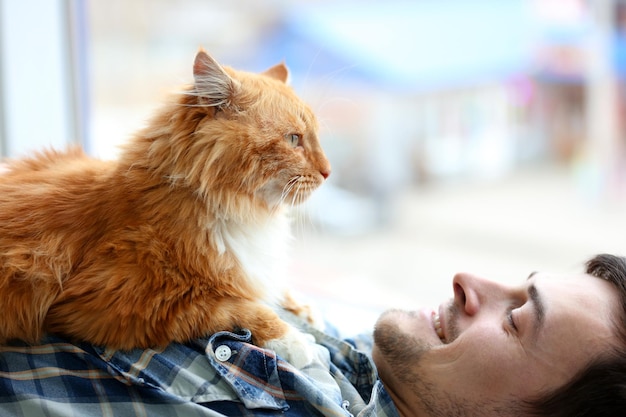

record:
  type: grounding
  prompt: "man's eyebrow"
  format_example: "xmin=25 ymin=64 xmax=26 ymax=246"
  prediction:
xmin=528 ymin=283 xmax=546 ymax=341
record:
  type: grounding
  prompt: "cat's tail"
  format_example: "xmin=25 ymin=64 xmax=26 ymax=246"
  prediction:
xmin=1 ymin=147 xmax=87 ymax=175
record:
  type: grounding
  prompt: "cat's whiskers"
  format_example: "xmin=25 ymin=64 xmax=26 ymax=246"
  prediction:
xmin=270 ymin=176 xmax=298 ymax=216
xmin=298 ymin=182 xmax=307 ymax=206
xmin=289 ymin=181 xmax=300 ymax=208
xmin=295 ymin=181 xmax=308 ymax=236
xmin=297 ymin=180 xmax=314 ymax=237
xmin=279 ymin=177 xmax=298 ymax=202
xmin=280 ymin=176 xmax=308 ymax=223
xmin=262 ymin=176 xmax=319 ymax=233
xmin=287 ymin=176 xmax=301 ymax=194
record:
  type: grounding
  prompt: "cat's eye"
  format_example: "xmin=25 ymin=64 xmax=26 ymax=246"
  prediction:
xmin=285 ymin=133 xmax=302 ymax=148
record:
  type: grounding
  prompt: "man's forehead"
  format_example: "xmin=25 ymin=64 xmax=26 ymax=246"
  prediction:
xmin=524 ymin=272 xmax=620 ymax=384
xmin=532 ymin=272 xmax=619 ymax=342
xmin=530 ymin=272 xmax=610 ymax=309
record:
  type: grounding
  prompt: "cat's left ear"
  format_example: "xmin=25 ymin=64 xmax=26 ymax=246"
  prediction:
xmin=193 ymin=49 xmax=236 ymax=108
xmin=263 ymin=62 xmax=290 ymax=84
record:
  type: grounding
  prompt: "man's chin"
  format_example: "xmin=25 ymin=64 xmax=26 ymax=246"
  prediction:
xmin=373 ymin=309 xmax=434 ymax=392
xmin=374 ymin=310 xmax=436 ymax=367
xmin=375 ymin=309 xmax=443 ymax=350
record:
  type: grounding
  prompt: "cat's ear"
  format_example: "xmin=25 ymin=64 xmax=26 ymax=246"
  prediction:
xmin=193 ymin=49 xmax=236 ymax=108
xmin=263 ymin=62 xmax=290 ymax=84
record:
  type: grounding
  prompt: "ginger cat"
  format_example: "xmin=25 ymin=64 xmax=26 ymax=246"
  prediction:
xmin=0 ymin=49 xmax=330 ymax=366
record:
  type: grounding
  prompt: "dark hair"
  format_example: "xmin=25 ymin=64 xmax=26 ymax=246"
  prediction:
xmin=524 ymin=254 xmax=626 ymax=417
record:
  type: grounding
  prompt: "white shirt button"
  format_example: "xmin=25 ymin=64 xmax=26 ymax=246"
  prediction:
xmin=215 ymin=345 xmax=232 ymax=362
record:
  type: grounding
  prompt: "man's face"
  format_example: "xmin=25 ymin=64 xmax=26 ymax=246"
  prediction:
xmin=372 ymin=271 xmax=622 ymax=417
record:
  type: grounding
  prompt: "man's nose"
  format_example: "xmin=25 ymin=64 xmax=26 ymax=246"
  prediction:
xmin=452 ymin=272 xmax=508 ymax=316
xmin=453 ymin=273 xmax=480 ymax=316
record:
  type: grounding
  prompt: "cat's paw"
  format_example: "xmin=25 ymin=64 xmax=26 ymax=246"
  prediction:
xmin=263 ymin=326 xmax=317 ymax=369
xmin=301 ymin=304 xmax=326 ymax=331
xmin=281 ymin=291 xmax=325 ymax=331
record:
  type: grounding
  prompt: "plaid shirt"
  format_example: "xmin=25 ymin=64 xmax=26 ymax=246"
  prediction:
xmin=0 ymin=313 xmax=399 ymax=417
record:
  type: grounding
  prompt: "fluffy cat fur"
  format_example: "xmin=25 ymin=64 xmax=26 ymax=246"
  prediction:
xmin=0 ymin=50 xmax=330 ymax=365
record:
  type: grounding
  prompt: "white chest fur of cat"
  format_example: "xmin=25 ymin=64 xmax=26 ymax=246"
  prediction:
xmin=0 ymin=49 xmax=331 ymax=370
xmin=215 ymin=213 xmax=317 ymax=368
xmin=215 ymin=211 xmax=290 ymax=302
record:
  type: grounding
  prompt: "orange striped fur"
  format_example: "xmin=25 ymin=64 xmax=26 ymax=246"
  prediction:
xmin=0 ymin=50 xmax=330 ymax=352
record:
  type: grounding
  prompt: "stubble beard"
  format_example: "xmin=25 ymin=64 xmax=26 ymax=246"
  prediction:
xmin=372 ymin=306 xmax=520 ymax=417
xmin=373 ymin=309 xmax=436 ymax=388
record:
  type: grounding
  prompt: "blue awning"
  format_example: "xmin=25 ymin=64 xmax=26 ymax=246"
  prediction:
xmin=253 ymin=0 xmax=589 ymax=92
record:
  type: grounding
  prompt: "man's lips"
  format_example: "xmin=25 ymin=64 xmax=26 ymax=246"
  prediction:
xmin=433 ymin=312 xmax=444 ymax=341
xmin=432 ymin=303 xmax=451 ymax=343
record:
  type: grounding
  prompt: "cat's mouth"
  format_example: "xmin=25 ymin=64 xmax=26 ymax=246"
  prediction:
xmin=280 ymin=175 xmax=321 ymax=206
xmin=255 ymin=175 xmax=321 ymax=208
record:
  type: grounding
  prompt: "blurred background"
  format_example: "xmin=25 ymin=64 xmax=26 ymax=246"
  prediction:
xmin=2 ymin=0 xmax=626 ymax=331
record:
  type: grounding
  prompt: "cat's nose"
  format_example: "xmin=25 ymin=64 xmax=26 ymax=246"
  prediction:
xmin=320 ymin=168 xmax=330 ymax=180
